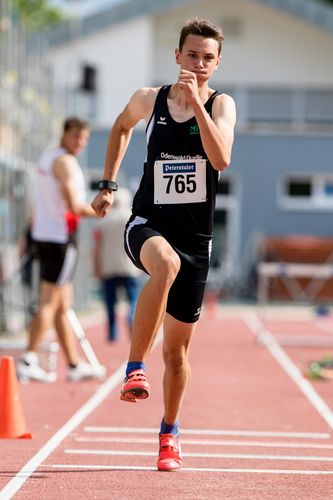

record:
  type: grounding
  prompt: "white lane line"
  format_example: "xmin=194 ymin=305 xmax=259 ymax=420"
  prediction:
xmin=84 ymin=426 xmax=330 ymax=439
xmin=244 ymin=312 xmax=333 ymax=431
xmin=314 ymin=321 xmax=333 ymax=335
xmin=75 ymin=436 xmax=333 ymax=449
xmin=64 ymin=448 xmax=333 ymax=462
xmin=46 ymin=464 xmax=333 ymax=475
xmin=0 ymin=325 xmax=164 ymax=499
xmin=273 ymin=335 xmax=333 ymax=348
xmin=0 ymin=363 xmax=126 ymax=500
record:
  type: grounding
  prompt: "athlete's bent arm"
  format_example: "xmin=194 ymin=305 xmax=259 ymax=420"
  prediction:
xmin=193 ymin=92 xmax=236 ymax=171
xmin=91 ymin=87 xmax=158 ymax=217
xmin=177 ymin=68 xmax=236 ymax=171
xmin=54 ymin=156 xmax=97 ymax=217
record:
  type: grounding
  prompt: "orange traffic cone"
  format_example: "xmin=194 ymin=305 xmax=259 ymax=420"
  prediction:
xmin=0 ymin=356 xmax=32 ymax=438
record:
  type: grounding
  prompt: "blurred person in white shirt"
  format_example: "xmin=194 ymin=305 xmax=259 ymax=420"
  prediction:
xmin=93 ymin=187 xmax=140 ymax=342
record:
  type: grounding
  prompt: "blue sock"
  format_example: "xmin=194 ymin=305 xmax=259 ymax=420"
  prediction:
xmin=160 ymin=418 xmax=179 ymax=436
xmin=126 ymin=361 xmax=145 ymax=377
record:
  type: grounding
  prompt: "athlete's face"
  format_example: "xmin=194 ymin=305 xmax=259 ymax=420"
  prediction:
xmin=62 ymin=127 xmax=90 ymax=156
xmin=175 ymin=34 xmax=221 ymax=82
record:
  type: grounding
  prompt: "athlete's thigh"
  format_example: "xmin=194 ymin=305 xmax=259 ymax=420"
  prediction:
xmin=163 ymin=312 xmax=197 ymax=353
xmin=57 ymin=282 xmax=73 ymax=313
xmin=124 ymin=218 xmax=161 ymax=272
xmin=124 ymin=216 xmax=179 ymax=276
xmin=140 ymin=236 xmax=179 ymax=276
xmin=37 ymin=241 xmax=77 ymax=285
xmin=39 ymin=280 xmax=62 ymax=308
xmin=166 ymin=248 xmax=209 ymax=323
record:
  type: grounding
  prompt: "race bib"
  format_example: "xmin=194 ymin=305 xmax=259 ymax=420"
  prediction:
xmin=154 ymin=159 xmax=206 ymax=204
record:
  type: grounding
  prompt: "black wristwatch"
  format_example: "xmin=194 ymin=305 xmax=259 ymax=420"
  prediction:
xmin=97 ymin=180 xmax=118 ymax=191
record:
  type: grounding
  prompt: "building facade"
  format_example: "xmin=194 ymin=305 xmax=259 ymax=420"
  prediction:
xmin=47 ymin=0 xmax=333 ymax=296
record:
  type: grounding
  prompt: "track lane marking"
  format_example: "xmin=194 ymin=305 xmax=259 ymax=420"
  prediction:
xmin=44 ymin=464 xmax=333 ymax=475
xmin=314 ymin=320 xmax=333 ymax=335
xmin=64 ymin=448 xmax=333 ymax=461
xmin=244 ymin=312 xmax=333 ymax=431
xmin=84 ymin=426 xmax=330 ymax=439
xmin=75 ymin=436 xmax=333 ymax=449
xmin=0 ymin=327 xmax=164 ymax=499
xmin=0 ymin=363 xmax=126 ymax=499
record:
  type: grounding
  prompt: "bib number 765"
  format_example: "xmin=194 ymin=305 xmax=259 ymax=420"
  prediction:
xmin=163 ymin=174 xmax=196 ymax=194
xmin=154 ymin=159 xmax=206 ymax=204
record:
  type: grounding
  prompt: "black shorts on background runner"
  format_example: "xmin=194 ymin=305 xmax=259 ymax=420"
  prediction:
xmin=35 ymin=240 xmax=78 ymax=286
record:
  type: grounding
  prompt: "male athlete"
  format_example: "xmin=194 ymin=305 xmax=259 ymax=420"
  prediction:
xmin=18 ymin=118 xmax=101 ymax=383
xmin=92 ymin=17 xmax=236 ymax=471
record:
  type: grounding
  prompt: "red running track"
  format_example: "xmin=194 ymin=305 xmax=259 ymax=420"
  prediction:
xmin=1 ymin=304 xmax=333 ymax=499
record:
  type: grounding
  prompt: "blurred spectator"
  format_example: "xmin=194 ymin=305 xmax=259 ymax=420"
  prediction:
xmin=93 ymin=187 xmax=140 ymax=342
xmin=17 ymin=117 xmax=102 ymax=382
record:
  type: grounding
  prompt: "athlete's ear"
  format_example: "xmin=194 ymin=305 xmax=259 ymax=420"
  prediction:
xmin=175 ymin=48 xmax=181 ymax=65
xmin=215 ymin=55 xmax=221 ymax=71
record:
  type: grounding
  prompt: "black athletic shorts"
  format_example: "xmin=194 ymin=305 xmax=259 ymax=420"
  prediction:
xmin=124 ymin=214 xmax=211 ymax=323
xmin=35 ymin=239 xmax=78 ymax=286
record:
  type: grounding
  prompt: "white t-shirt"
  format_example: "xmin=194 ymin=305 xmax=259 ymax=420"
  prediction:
xmin=32 ymin=147 xmax=86 ymax=243
xmin=95 ymin=207 xmax=140 ymax=278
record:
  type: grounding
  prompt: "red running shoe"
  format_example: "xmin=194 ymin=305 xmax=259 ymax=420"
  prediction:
xmin=120 ymin=369 xmax=150 ymax=402
xmin=157 ymin=433 xmax=183 ymax=472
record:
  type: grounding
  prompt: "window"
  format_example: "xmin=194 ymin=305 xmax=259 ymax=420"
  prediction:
xmin=287 ymin=179 xmax=312 ymax=197
xmin=217 ymin=179 xmax=230 ymax=195
xmin=324 ymin=181 xmax=333 ymax=197
xmin=280 ymin=174 xmax=333 ymax=211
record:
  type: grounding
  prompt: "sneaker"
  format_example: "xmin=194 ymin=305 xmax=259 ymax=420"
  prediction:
xmin=157 ymin=433 xmax=183 ymax=472
xmin=17 ymin=353 xmax=57 ymax=383
xmin=307 ymin=361 xmax=333 ymax=380
xmin=315 ymin=355 xmax=333 ymax=369
xmin=120 ymin=369 xmax=150 ymax=402
xmin=67 ymin=360 xmax=106 ymax=382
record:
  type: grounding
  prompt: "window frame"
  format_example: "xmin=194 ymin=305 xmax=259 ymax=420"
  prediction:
xmin=279 ymin=173 xmax=333 ymax=211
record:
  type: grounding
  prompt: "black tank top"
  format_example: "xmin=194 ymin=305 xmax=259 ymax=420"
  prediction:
xmin=132 ymin=85 xmax=220 ymax=242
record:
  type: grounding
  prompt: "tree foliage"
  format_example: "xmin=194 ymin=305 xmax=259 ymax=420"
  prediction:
xmin=10 ymin=0 xmax=66 ymax=31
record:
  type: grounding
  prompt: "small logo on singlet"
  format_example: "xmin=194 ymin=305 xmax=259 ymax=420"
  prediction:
xmin=157 ymin=116 xmax=167 ymax=126
xmin=190 ymin=125 xmax=199 ymax=135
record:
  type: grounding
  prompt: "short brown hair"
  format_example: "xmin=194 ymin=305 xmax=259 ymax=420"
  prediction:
xmin=179 ymin=18 xmax=224 ymax=55
xmin=63 ymin=117 xmax=89 ymax=133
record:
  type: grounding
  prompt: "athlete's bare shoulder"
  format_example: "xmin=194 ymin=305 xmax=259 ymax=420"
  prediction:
xmin=120 ymin=87 xmax=162 ymax=128
xmin=131 ymin=86 xmax=161 ymax=122
xmin=214 ymin=92 xmax=236 ymax=108
xmin=135 ymin=86 xmax=160 ymax=101
xmin=212 ymin=92 xmax=236 ymax=126
xmin=53 ymin=153 xmax=76 ymax=180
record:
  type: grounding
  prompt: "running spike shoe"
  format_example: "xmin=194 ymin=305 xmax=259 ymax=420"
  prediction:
xmin=156 ymin=433 xmax=183 ymax=472
xmin=120 ymin=369 xmax=150 ymax=402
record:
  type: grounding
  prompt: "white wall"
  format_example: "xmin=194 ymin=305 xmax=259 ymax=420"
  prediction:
xmin=153 ymin=0 xmax=333 ymax=87
xmin=48 ymin=0 xmax=333 ymax=128
xmin=49 ymin=16 xmax=154 ymax=127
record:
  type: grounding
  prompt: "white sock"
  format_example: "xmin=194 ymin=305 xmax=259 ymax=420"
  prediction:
xmin=23 ymin=351 xmax=39 ymax=365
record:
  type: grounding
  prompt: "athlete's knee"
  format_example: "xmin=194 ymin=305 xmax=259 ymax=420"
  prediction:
xmin=57 ymin=284 xmax=73 ymax=314
xmin=55 ymin=305 xmax=67 ymax=319
xmin=163 ymin=348 xmax=188 ymax=374
xmin=154 ymin=250 xmax=180 ymax=284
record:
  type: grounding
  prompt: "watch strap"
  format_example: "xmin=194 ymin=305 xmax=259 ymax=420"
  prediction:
xmin=97 ymin=180 xmax=118 ymax=191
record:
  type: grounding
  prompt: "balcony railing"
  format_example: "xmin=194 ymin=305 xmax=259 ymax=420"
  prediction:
xmin=222 ymin=85 xmax=333 ymax=132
